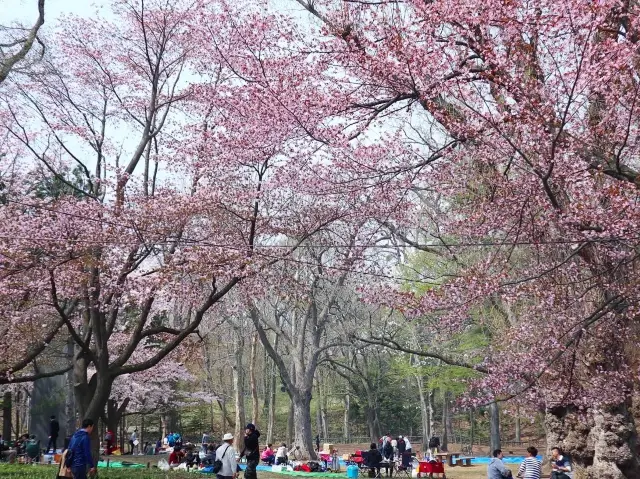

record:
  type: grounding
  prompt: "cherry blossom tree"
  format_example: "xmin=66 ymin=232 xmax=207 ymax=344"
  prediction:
xmin=278 ymin=0 xmax=640 ymax=475
xmin=0 ymin=0 xmax=349 ymax=459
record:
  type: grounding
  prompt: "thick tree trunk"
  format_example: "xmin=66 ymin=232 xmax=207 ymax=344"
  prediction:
xmin=75 ymin=369 xmax=114 ymax=465
xmin=287 ymin=398 xmax=294 ymax=447
xmin=65 ymin=337 xmax=76 ymax=437
xmin=293 ymin=390 xmax=316 ymax=459
xmin=366 ymin=405 xmax=378 ymax=443
xmin=106 ymin=399 xmax=129 ymax=436
xmin=489 ymin=401 xmax=501 ymax=453
xmin=250 ymin=332 xmax=259 ymax=426
xmin=233 ymin=335 xmax=246 ymax=450
xmin=545 ymin=403 xmax=640 ymax=478
xmin=343 ymin=393 xmax=351 ymax=443
xmin=2 ymin=391 xmax=11 ymax=441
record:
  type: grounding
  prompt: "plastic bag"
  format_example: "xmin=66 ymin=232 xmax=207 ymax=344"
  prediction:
xmin=158 ymin=459 xmax=170 ymax=471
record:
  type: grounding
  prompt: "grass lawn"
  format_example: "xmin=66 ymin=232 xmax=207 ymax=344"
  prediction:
xmin=0 ymin=461 xmax=522 ymax=479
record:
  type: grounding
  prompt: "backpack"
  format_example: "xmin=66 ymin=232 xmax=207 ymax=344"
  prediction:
xmin=213 ymin=445 xmax=230 ymax=474
xmin=64 ymin=447 xmax=75 ymax=468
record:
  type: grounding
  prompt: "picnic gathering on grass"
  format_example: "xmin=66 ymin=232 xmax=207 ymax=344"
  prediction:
xmin=3 ymin=0 xmax=640 ymax=477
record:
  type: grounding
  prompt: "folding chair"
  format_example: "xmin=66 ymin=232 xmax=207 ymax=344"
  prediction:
xmin=360 ymin=451 xmax=382 ymax=479
xmin=396 ymin=452 xmax=413 ymax=478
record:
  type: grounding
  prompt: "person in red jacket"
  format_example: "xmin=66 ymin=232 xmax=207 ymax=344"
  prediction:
xmin=169 ymin=446 xmax=184 ymax=468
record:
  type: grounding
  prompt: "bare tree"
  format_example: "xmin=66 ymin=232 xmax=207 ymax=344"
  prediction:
xmin=0 ymin=0 xmax=45 ymax=85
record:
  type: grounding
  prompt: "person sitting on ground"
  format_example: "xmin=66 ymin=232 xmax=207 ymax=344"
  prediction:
xmin=202 ymin=445 xmax=216 ymax=466
xmin=366 ymin=443 xmax=383 ymax=478
xmin=185 ymin=447 xmax=199 ymax=470
xmin=0 ymin=434 xmax=17 ymax=464
xmin=169 ymin=446 xmax=184 ymax=468
xmin=488 ymin=449 xmax=513 ymax=479
xmin=517 ymin=446 xmax=541 ymax=479
xmin=15 ymin=434 xmax=29 ymax=456
xmin=261 ymin=443 xmax=275 ymax=465
xmin=288 ymin=445 xmax=302 ymax=461
xmin=276 ymin=443 xmax=288 ymax=465
xmin=25 ymin=435 xmax=40 ymax=464
xmin=550 ymin=447 xmax=573 ymax=479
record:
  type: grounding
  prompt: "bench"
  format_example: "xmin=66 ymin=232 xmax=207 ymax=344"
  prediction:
xmin=454 ymin=457 xmax=475 ymax=467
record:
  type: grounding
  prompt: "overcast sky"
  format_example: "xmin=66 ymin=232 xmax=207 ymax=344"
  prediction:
xmin=1 ymin=0 xmax=103 ymax=25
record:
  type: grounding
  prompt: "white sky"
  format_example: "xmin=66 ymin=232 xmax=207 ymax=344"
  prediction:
xmin=0 ymin=0 xmax=104 ymax=25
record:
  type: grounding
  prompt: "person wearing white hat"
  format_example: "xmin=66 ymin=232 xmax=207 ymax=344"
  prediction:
xmin=215 ymin=433 xmax=238 ymax=479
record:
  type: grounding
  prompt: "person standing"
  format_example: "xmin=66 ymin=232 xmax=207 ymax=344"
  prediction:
xmin=396 ymin=437 xmax=406 ymax=455
xmin=403 ymin=436 xmax=412 ymax=454
xmin=47 ymin=415 xmax=60 ymax=453
xmin=216 ymin=433 xmax=238 ymax=479
xmin=315 ymin=434 xmax=321 ymax=453
xmin=517 ymin=447 xmax=541 ymax=479
xmin=67 ymin=419 xmax=96 ymax=479
xmin=129 ymin=429 xmax=138 ymax=455
xmin=241 ymin=423 xmax=261 ymax=479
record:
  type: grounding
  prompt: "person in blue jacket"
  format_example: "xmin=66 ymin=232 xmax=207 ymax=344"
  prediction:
xmin=68 ymin=419 xmax=96 ymax=479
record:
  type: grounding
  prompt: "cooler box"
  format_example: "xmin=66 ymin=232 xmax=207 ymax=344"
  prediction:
xmin=347 ymin=465 xmax=359 ymax=478
xmin=324 ymin=443 xmax=335 ymax=453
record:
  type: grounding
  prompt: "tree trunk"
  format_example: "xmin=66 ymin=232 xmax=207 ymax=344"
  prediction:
xmin=441 ymin=391 xmax=449 ymax=452
xmin=65 ymin=337 xmax=76 ymax=438
xmin=469 ymin=409 xmax=475 ymax=452
xmin=161 ymin=414 xmax=168 ymax=439
xmin=2 ymin=391 xmax=11 ymax=441
xmin=427 ymin=389 xmax=434 ymax=446
xmin=343 ymin=393 xmax=350 ymax=443
xmin=316 ymin=383 xmax=323 ymax=441
xmin=416 ymin=373 xmax=430 ymax=451
xmin=445 ymin=392 xmax=454 ymax=445
xmin=293 ymin=390 xmax=316 ymax=459
xmin=287 ymin=398 xmax=294 ymax=447
xmin=250 ymin=332 xmax=260 ymax=425
xmin=233 ymin=334 xmax=246 ymax=450
xmin=106 ymin=399 xmax=129 ymax=437
xmin=515 ymin=405 xmax=521 ymax=443
xmin=141 ymin=414 xmax=145 ymax=453
xmin=489 ymin=401 xmax=501 ymax=453
xmin=267 ymin=356 xmax=277 ymax=444
xmin=545 ymin=403 xmax=640 ymax=478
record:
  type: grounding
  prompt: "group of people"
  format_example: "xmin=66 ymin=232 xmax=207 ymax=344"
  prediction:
xmin=378 ymin=434 xmax=413 ymax=461
xmin=260 ymin=443 xmax=302 ymax=466
xmin=487 ymin=446 xmax=572 ymax=479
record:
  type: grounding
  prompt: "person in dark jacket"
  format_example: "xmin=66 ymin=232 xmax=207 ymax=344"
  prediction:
xmin=396 ymin=437 xmax=406 ymax=455
xmin=47 ymin=415 xmax=60 ymax=453
xmin=241 ymin=423 xmax=261 ymax=479
xmin=382 ymin=440 xmax=393 ymax=461
xmin=68 ymin=419 xmax=96 ymax=479
xmin=366 ymin=443 xmax=382 ymax=478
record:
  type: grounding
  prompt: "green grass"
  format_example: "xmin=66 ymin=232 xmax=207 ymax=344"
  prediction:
xmin=0 ymin=464 xmax=192 ymax=478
